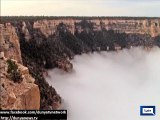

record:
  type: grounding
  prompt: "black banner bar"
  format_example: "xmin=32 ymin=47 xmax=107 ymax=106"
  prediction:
xmin=0 ymin=110 xmax=67 ymax=120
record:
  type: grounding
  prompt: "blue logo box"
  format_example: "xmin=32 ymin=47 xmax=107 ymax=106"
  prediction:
xmin=140 ymin=106 xmax=156 ymax=116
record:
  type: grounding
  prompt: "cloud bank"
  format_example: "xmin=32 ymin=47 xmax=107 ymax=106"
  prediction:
xmin=46 ymin=47 xmax=160 ymax=120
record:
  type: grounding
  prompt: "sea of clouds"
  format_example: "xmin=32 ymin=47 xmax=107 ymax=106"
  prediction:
xmin=46 ymin=47 xmax=160 ymax=120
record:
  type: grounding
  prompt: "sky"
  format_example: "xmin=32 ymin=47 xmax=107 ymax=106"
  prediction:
xmin=1 ymin=0 xmax=160 ymax=16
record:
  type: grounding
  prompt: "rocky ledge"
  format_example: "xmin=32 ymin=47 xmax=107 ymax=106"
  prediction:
xmin=0 ymin=56 xmax=40 ymax=110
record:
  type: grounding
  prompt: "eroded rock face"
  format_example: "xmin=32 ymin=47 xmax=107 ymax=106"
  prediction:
xmin=33 ymin=19 xmax=76 ymax=37
xmin=0 ymin=23 xmax=22 ymax=63
xmin=56 ymin=59 xmax=73 ymax=72
xmin=33 ymin=18 xmax=160 ymax=37
xmin=0 ymin=24 xmax=41 ymax=110
xmin=0 ymin=58 xmax=40 ymax=110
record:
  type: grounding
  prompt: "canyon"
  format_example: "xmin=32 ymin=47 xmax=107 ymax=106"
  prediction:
xmin=0 ymin=17 xmax=160 ymax=110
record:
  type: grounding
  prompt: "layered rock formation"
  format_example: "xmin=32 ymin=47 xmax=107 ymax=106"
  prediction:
xmin=33 ymin=18 xmax=160 ymax=37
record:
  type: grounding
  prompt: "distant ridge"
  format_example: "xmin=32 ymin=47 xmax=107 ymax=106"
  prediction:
xmin=1 ymin=16 xmax=160 ymax=23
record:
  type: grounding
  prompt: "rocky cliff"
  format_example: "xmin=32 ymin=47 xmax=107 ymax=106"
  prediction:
xmin=0 ymin=23 xmax=22 ymax=63
xmin=0 ymin=58 xmax=40 ymax=110
xmin=33 ymin=18 xmax=160 ymax=37
xmin=0 ymin=17 xmax=160 ymax=110
xmin=0 ymin=24 xmax=40 ymax=110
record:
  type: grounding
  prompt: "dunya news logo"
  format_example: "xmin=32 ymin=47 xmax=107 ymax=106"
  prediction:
xmin=140 ymin=106 xmax=156 ymax=116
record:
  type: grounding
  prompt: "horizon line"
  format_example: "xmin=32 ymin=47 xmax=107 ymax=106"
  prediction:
xmin=1 ymin=16 xmax=160 ymax=18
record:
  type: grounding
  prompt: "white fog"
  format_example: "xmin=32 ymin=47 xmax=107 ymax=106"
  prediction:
xmin=46 ymin=47 xmax=160 ymax=120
